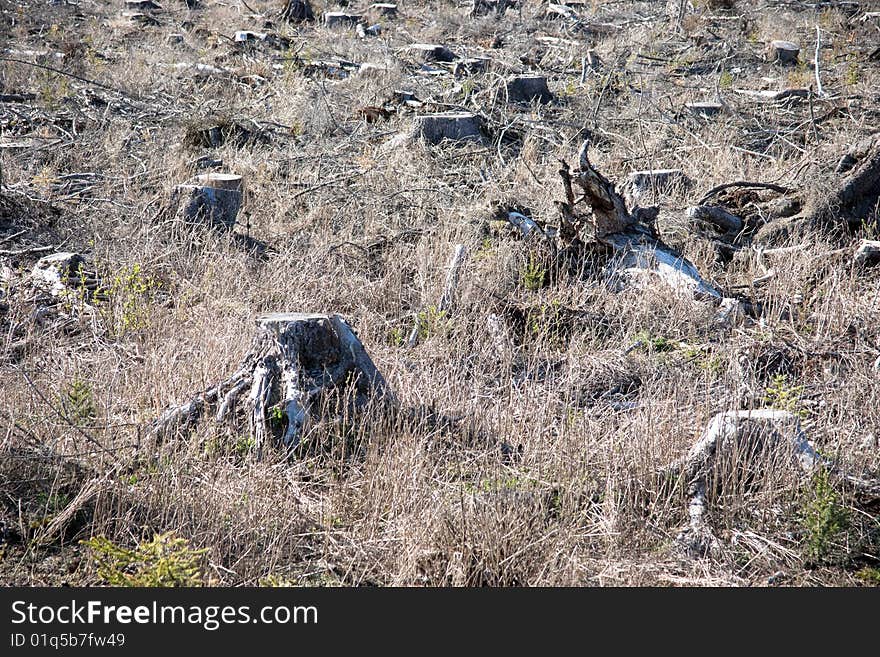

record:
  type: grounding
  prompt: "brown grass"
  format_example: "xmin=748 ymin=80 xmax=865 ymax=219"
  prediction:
xmin=0 ymin=0 xmax=878 ymax=587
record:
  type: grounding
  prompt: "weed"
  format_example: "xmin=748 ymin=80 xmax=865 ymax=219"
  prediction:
xmin=99 ymin=263 xmax=163 ymax=336
xmin=416 ymin=305 xmax=452 ymax=341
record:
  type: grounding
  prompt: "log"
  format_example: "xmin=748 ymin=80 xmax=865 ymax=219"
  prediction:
xmin=504 ymin=75 xmax=553 ymax=104
xmin=854 ymin=239 xmax=880 ymax=267
xmin=686 ymin=205 xmax=743 ymax=235
xmin=412 ymin=112 xmax=483 ymax=145
xmin=149 ymin=313 xmax=394 ymax=456
xmin=766 ymin=40 xmax=800 ymax=65
xmin=177 ymin=173 xmax=243 ymax=229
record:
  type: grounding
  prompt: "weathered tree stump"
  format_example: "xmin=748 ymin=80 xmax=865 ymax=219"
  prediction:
xmin=806 ymin=133 xmax=880 ymax=232
xmin=627 ymin=169 xmax=690 ymax=201
xmin=125 ymin=0 xmax=162 ymax=10
xmin=766 ymin=40 xmax=800 ymax=65
xmin=323 ymin=12 xmax=362 ymax=28
xmin=669 ymin=410 xmax=820 ymax=556
xmin=854 ymin=239 xmax=880 ymax=267
xmin=408 ymin=43 xmax=457 ymax=63
xmin=369 ymin=3 xmax=398 ymax=17
xmin=31 ymin=252 xmax=99 ymax=300
xmin=177 ymin=173 xmax=243 ymax=229
xmin=149 ymin=313 xmax=395 ymax=457
xmin=413 ymin=112 xmax=483 ymax=145
xmin=504 ymin=75 xmax=553 ymax=104
xmin=556 ymin=142 xmax=721 ymax=300
xmin=685 ymin=101 xmax=723 ymax=118
xmin=279 ymin=0 xmax=314 ymax=22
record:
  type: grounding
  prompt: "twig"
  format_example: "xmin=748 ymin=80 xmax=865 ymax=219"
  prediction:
xmin=813 ymin=25 xmax=824 ymax=98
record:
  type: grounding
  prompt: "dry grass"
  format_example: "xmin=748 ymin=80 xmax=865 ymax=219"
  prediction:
xmin=1 ymin=0 xmax=879 ymax=586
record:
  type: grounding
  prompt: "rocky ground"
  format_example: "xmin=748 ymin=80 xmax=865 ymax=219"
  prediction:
xmin=1 ymin=0 xmax=879 ymax=586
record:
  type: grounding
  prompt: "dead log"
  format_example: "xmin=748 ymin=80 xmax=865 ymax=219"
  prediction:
xmin=149 ymin=313 xmax=394 ymax=457
xmin=686 ymin=205 xmax=744 ymax=235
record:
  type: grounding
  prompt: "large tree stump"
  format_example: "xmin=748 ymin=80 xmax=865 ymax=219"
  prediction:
xmin=806 ymin=133 xmax=880 ymax=232
xmin=766 ymin=40 xmax=800 ymax=65
xmin=149 ymin=313 xmax=394 ymax=457
xmin=413 ymin=112 xmax=483 ymax=145
xmin=177 ymin=173 xmax=243 ymax=229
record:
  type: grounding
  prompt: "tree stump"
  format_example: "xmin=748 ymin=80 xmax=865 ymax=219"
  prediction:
xmin=766 ymin=40 xmax=800 ymax=65
xmin=369 ymin=3 xmax=398 ymax=17
xmin=125 ymin=0 xmax=162 ymax=10
xmin=627 ymin=169 xmax=690 ymax=201
xmin=149 ymin=313 xmax=395 ymax=457
xmin=685 ymin=101 xmax=723 ymax=118
xmin=504 ymin=75 xmax=553 ymax=104
xmin=413 ymin=112 xmax=483 ymax=145
xmin=407 ymin=43 xmax=457 ymax=63
xmin=556 ymin=142 xmax=721 ymax=300
xmin=31 ymin=252 xmax=100 ymax=300
xmin=670 ymin=410 xmax=820 ymax=556
xmin=279 ymin=0 xmax=314 ymax=22
xmin=323 ymin=12 xmax=362 ymax=28
xmin=177 ymin=173 xmax=243 ymax=230
xmin=854 ymin=239 xmax=880 ymax=267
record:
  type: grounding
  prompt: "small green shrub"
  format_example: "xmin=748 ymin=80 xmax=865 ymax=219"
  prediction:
xmin=520 ymin=255 xmax=547 ymax=291
xmin=416 ymin=305 xmax=452 ymax=341
xmin=99 ymin=263 xmax=162 ymax=336
xmin=62 ymin=377 xmax=97 ymax=425
xmin=800 ymin=470 xmax=849 ymax=564
xmin=763 ymin=374 xmax=807 ymax=418
xmin=81 ymin=532 xmax=207 ymax=587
